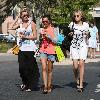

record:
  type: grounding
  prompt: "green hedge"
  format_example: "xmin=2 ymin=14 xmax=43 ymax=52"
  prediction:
xmin=0 ymin=41 xmax=13 ymax=53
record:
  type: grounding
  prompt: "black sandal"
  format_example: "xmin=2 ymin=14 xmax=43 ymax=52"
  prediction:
xmin=20 ymin=84 xmax=26 ymax=91
xmin=76 ymin=78 xmax=80 ymax=88
xmin=77 ymin=87 xmax=84 ymax=92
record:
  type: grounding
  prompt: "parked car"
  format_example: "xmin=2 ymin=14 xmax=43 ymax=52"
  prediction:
xmin=0 ymin=33 xmax=16 ymax=42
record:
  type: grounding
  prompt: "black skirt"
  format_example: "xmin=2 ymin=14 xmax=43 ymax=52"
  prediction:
xmin=18 ymin=50 xmax=40 ymax=90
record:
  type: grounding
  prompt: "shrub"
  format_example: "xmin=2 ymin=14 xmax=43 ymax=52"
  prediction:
xmin=0 ymin=41 xmax=13 ymax=53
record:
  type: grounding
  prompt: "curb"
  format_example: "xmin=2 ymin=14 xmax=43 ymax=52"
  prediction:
xmin=0 ymin=53 xmax=100 ymax=66
xmin=0 ymin=53 xmax=15 ymax=56
xmin=54 ymin=58 xmax=100 ymax=65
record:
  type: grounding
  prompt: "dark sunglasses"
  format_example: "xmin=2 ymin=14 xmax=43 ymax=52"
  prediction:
xmin=42 ymin=21 xmax=49 ymax=23
xmin=22 ymin=14 xmax=29 ymax=18
xmin=74 ymin=15 xmax=80 ymax=18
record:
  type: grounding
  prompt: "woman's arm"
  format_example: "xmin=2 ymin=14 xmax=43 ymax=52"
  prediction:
xmin=43 ymin=27 xmax=58 ymax=43
xmin=96 ymin=32 xmax=99 ymax=42
xmin=21 ymin=22 xmax=37 ymax=40
xmin=46 ymin=33 xmax=57 ymax=43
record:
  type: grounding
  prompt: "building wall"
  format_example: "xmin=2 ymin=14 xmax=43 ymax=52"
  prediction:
xmin=91 ymin=8 xmax=100 ymax=42
xmin=95 ymin=17 xmax=100 ymax=41
xmin=2 ymin=16 xmax=16 ymax=35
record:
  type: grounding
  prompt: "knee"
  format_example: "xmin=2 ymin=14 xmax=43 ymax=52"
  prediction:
xmin=79 ymin=63 xmax=84 ymax=68
xmin=48 ymin=68 xmax=52 ymax=73
xmin=42 ymin=67 xmax=47 ymax=72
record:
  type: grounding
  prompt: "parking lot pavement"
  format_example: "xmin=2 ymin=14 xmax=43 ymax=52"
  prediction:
xmin=0 ymin=53 xmax=100 ymax=66
xmin=0 ymin=54 xmax=100 ymax=100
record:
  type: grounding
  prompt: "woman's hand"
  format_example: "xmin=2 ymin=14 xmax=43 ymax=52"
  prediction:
xmin=19 ymin=32 xmax=25 ymax=39
xmin=41 ymin=32 xmax=47 ymax=39
xmin=68 ymin=32 xmax=74 ymax=37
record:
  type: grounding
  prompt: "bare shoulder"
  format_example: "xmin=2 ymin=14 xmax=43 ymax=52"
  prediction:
xmin=31 ymin=21 xmax=36 ymax=27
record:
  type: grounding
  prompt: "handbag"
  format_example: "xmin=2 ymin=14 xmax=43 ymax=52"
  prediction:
xmin=55 ymin=46 xmax=65 ymax=62
xmin=62 ymin=22 xmax=74 ymax=51
xmin=62 ymin=36 xmax=72 ymax=51
xmin=56 ymin=33 xmax=65 ymax=45
xmin=53 ymin=27 xmax=65 ymax=45
xmin=12 ymin=45 xmax=19 ymax=55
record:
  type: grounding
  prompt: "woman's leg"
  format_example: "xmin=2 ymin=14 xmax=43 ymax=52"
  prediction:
xmin=73 ymin=59 xmax=79 ymax=83
xmin=79 ymin=59 xmax=85 ymax=88
xmin=18 ymin=51 xmax=27 ymax=86
xmin=47 ymin=60 xmax=53 ymax=87
xmin=26 ymin=52 xmax=40 ymax=90
xmin=87 ymin=47 xmax=90 ymax=58
xmin=92 ymin=48 xmax=96 ymax=58
xmin=41 ymin=58 xmax=48 ymax=88
xmin=89 ymin=47 xmax=93 ymax=58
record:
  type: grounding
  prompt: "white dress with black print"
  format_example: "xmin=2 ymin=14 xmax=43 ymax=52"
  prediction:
xmin=69 ymin=22 xmax=89 ymax=60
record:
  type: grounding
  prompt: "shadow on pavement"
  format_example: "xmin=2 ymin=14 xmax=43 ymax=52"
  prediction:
xmin=53 ymin=84 xmax=64 ymax=90
xmin=63 ymin=82 xmax=88 ymax=89
xmin=98 ymin=75 xmax=100 ymax=77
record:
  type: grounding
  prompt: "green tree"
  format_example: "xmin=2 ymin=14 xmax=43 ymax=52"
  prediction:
xmin=49 ymin=0 xmax=99 ymax=24
xmin=0 ymin=0 xmax=99 ymax=24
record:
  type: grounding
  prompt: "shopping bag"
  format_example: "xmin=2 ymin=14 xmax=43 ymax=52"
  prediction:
xmin=57 ymin=33 xmax=65 ymax=45
xmin=12 ymin=45 xmax=19 ymax=55
xmin=55 ymin=46 xmax=65 ymax=62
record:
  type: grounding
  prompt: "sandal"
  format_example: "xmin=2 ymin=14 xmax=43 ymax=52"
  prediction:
xmin=76 ymin=78 xmax=80 ymax=88
xmin=20 ymin=84 xmax=26 ymax=91
xmin=25 ymin=89 xmax=32 ymax=92
xmin=47 ymin=85 xmax=53 ymax=93
xmin=77 ymin=87 xmax=84 ymax=92
xmin=41 ymin=85 xmax=48 ymax=94
xmin=90 ymin=56 xmax=93 ymax=59
xmin=77 ymin=83 xmax=84 ymax=93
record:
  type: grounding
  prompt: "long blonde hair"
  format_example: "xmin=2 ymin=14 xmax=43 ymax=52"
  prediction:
xmin=20 ymin=9 xmax=30 ymax=19
xmin=72 ymin=10 xmax=86 ymax=22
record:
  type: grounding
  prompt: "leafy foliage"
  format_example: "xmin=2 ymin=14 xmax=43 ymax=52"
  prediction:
xmin=0 ymin=0 xmax=99 ymax=24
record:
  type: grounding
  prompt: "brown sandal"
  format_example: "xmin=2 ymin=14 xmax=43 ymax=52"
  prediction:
xmin=47 ymin=85 xmax=53 ymax=93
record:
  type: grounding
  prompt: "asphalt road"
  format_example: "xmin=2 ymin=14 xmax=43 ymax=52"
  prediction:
xmin=0 ymin=55 xmax=100 ymax=100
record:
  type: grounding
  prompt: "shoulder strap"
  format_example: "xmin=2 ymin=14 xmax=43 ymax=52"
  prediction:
xmin=23 ymin=21 xmax=32 ymax=33
xmin=25 ymin=21 xmax=32 ymax=29
xmin=72 ymin=22 xmax=74 ymax=30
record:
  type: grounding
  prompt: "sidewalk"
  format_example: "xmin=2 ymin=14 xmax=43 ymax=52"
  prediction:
xmin=54 ymin=57 xmax=100 ymax=65
xmin=54 ymin=51 xmax=100 ymax=65
xmin=0 ymin=52 xmax=100 ymax=65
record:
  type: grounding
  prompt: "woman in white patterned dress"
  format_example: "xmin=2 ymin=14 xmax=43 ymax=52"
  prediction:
xmin=69 ymin=10 xmax=89 ymax=92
